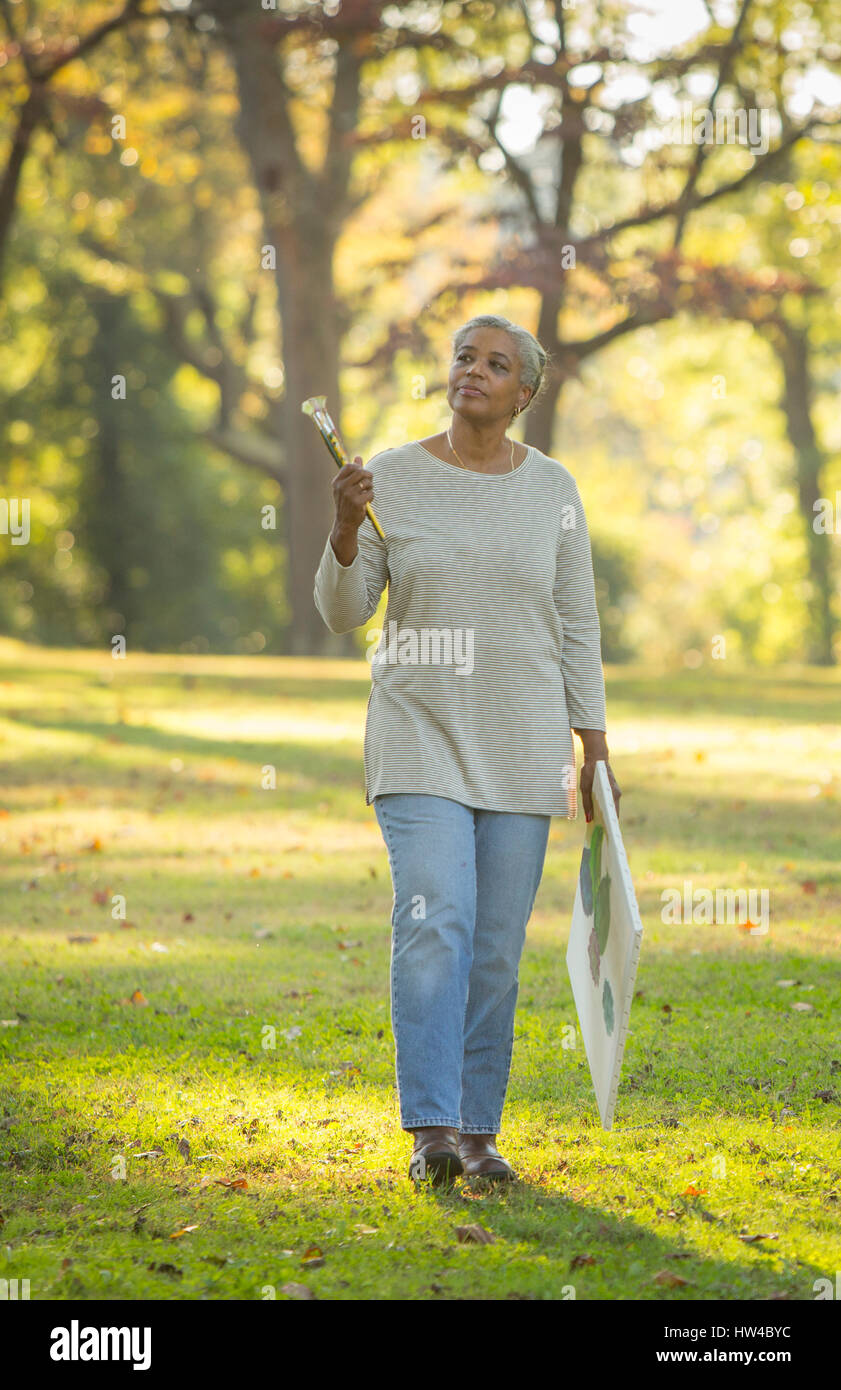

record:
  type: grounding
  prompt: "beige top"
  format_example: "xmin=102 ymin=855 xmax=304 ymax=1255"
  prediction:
xmin=313 ymin=440 xmax=607 ymax=817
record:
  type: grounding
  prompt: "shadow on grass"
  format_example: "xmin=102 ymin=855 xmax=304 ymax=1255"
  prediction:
xmin=1 ymin=941 xmax=836 ymax=1299
xmin=1 ymin=715 xmax=835 ymax=865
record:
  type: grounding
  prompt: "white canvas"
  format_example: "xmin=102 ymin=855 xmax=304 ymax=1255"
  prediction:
xmin=565 ymin=759 xmax=644 ymax=1129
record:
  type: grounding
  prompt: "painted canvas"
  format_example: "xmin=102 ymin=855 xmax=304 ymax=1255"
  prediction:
xmin=565 ymin=759 xmax=644 ymax=1129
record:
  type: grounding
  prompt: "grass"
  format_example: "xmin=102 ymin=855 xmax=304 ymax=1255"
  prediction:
xmin=1 ymin=638 xmax=840 ymax=1301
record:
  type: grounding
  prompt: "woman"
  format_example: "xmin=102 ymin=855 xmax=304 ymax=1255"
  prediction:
xmin=313 ymin=314 xmax=621 ymax=1186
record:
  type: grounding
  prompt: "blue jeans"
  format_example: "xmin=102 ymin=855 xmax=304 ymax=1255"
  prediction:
xmin=373 ymin=793 xmax=551 ymax=1134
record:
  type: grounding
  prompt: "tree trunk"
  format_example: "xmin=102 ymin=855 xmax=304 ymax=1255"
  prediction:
xmin=768 ymin=321 xmax=836 ymax=665
xmin=213 ymin=6 xmax=360 ymax=654
xmin=519 ymin=283 xmax=562 ymax=456
xmin=0 ymin=85 xmax=47 ymax=286
xmin=84 ymin=292 xmax=133 ymax=638
xmin=271 ymin=224 xmax=345 ymax=655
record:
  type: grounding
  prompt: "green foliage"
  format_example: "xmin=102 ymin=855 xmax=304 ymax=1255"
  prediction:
xmin=1 ymin=0 xmax=839 ymax=665
xmin=0 ymin=270 xmax=286 ymax=652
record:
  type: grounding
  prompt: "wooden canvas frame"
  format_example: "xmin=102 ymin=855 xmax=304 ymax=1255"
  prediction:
xmin=565 ymin=759 xmax=644 ymax=1129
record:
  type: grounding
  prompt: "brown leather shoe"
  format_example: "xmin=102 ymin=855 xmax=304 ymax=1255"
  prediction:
xmin=408 ymin=1126 xmax=463 ymax=1185
xmin=458 ymin=1133 xmax=517 ymax=1182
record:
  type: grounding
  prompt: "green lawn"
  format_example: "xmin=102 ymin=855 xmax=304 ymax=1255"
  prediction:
xmin=1 ymin=640 xmax=839 ymax=1301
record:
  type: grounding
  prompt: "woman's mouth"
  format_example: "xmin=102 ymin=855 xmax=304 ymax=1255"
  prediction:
xmin=459 ymin=385 xmax=485 ymax=396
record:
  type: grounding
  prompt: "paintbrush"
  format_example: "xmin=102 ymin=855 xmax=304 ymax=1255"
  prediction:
xmin=301 ymin=395 xmax=385 ymax=540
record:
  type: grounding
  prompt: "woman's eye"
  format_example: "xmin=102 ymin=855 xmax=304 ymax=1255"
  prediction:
xmin=457 ymin=354 xmax=506 ymax=370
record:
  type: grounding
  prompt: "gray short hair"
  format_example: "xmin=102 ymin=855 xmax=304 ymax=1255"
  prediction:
xmin=451 ymin=315 xmax=549 ymax=418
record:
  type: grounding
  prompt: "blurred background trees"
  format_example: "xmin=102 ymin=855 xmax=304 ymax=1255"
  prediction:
xmin=1 ymin=0 xmax=839 ymax=663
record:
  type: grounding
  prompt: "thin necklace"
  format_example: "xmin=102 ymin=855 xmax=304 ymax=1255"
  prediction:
xmin=446 ymin=427 xmax=516 ymax=473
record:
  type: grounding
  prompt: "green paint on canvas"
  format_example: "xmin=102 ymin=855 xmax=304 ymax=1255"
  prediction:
xmin=587 ymin=924 xmax=600 ymax=985
xmin=589 ymin=824 xmax=604 ymax=909
xmin=602 ymin=977 xmax=615 ymax=1035
xmin=595 ymin=871 xmax=612 ymax=953
xmin=579 ymin=847 xmax=593 ymax=916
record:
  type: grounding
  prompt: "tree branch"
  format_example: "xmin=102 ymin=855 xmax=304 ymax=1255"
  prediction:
xmin=672 ymin=0 xmax=754 ymax=246
xmin=204 ymin=425 xmax=285 ymax=482
xmin=575 ymin=120 xmax=817 ymax=253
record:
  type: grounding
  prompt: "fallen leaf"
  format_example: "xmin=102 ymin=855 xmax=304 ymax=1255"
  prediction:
xmin=353 ymin=1224 xmax=377 ymax=1235
xmin=652 ymin=1270 xmax=690 ymax=1287
xmin=455 ymin=1224 xmax=496 ymax=1245
xmin=738 ymin=1232 xmax=779 ymax=1244
xmin=67 ymin=934 xmax=97 ymax=944
xmin=215 ymin=1177 xmax=249 ymax=1189
xmin=177 ymin=1138 xmax=191 ymax=1162
xmin=301 ymin=1245 xmax=324 ymax=1267
xmin=570 ymin=1253 xmax=596 ymax=1269
xmin=168 ymin=1225 xmax=199 ymax=1238
xmin=791 ymin=1002 xmax=814 ymax=1012
xmin=683 ymin=1184 xmax=707 ymax=1196
xmin=281 ymin=1282 xmax=316 ymax=1300
xmin=800 ymin=880 xmax=817 ymax=894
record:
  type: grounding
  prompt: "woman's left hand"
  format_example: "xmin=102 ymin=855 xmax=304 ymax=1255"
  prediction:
xmin=581 ymin=757 xmax=621 ymax=823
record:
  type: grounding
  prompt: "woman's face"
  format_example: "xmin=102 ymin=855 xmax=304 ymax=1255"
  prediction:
xmin=447 ymin=328 xmax=532 ymax=423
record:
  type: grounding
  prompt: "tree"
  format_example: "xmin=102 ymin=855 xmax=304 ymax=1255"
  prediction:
xmin=4 ymin=1 xmax=839 ymax=658
xmin=0 ymin=0 xmax=165 ymax=283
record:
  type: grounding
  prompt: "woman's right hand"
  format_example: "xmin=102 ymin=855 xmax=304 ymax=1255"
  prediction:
xmin=332 ymin=457 xmax=374 ymax=532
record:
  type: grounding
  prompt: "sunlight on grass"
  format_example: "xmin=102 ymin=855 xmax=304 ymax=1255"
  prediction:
xmin=1 ymin=645 xmax=840 ymax=1300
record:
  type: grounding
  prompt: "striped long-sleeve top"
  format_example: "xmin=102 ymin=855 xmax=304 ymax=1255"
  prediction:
xmin=312 ymin=440 xmax=607 ymax=817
